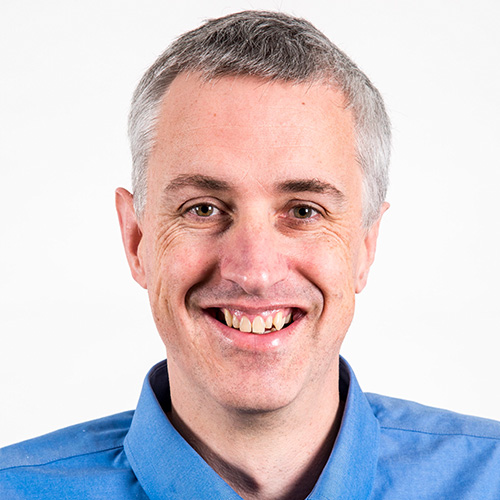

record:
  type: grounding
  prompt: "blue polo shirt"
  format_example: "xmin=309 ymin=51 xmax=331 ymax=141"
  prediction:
xmin=2 ymin=358 xmax=500 ymax=499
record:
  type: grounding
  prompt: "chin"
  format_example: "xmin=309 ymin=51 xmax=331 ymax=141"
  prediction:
xmin=212 ymin=368 xmax=307 ymax=416
xmin=222 ymin=393 xmax=296 ymax=416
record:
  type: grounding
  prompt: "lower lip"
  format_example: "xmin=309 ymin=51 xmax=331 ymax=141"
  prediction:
xmin=204 ymin=312 xmax=301 ymax=352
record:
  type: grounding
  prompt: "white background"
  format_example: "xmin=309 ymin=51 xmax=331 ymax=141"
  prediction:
xmin=1 ymin=0 xmax=499 ymax=448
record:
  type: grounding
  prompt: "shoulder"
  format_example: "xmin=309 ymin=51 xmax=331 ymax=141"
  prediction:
xmin=366 ymin=392 xmax=500 ymax=440
xmin=366 ymin=393 xmax=500 ymax=499
xmin=0 ymin=410 xmax=134 ymax=472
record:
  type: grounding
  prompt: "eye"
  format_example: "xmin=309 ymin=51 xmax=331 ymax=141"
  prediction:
xmin=191 ymin=204 xmax=220 ymax=217
xmin=291 ymin=205 xmax=318 ymax=219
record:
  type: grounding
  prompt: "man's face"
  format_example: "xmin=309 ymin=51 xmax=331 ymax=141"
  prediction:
xmin=118 ymin=74 xmax=384 ymax=413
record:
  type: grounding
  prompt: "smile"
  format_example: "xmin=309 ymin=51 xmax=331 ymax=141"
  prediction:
xmin=212 ymin=308 xmax=295 ymax=335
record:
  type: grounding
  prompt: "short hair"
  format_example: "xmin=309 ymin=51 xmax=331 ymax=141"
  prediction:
xmin=129 ymin=10 xmax=391 ymax=227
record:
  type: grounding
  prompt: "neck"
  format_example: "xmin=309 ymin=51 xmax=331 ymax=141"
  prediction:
xmin=168 ymin=368 xmax=343 ymax=500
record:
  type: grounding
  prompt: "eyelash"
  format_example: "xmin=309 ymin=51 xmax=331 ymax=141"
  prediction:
xmin=182 ymin=202 xmax=322 ymax=224
xmin=188 ymin=204 xmax=222 ymax=218
xmin=288 ymin=205 xmax=320 ymax=221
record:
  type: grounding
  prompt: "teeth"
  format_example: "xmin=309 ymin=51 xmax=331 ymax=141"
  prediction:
xmin=273 ymin=311 xmax=285 ymax=330
xmin=252 ymin=316 xmax=266 ymax=334
xmin=223 ymin=309 xmax=232 ymax=328
xmin=232 ymin=315 xmax=240 ymax=329
xmin=220 ymin=309 xmax=293 ymax=334
xmin=239 ymin=316 xmax=252 ymax=333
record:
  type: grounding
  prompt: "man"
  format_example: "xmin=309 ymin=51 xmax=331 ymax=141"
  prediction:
xmin=1 ymin=10 xmax=499 ymax=500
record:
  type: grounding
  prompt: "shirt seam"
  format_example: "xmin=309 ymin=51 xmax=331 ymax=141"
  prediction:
xmin=380 ymin=425 xmax=500 ymax=441
xmin=0 ymin=445 xmax=124 ymax=473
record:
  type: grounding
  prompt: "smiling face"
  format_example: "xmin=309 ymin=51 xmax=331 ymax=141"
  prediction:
xmin=117 ymin=73 xmax=385 ymax=415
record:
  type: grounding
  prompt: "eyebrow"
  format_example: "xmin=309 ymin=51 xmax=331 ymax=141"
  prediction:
xmin=276 ymin=178 xmax=345 ymax=203
xmin=164 ymin=174 xmax=345 ymax=204
xmin=164 ymin=174 xmax=232 ymax=193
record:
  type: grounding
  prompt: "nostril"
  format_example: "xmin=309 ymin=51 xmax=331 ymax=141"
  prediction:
xmin=219 ymin=239 xmax=289 ymax=295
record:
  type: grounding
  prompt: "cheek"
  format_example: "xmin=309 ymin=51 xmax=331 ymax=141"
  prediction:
xmin=296 ymin=237 xmax=357 ymax=330
xmin=147 ymin=241 xmax=216 ymax=356
xmin=298 ymin=234 xmax=358 ymax=291
xmin=146 ymin=227 xmax=217 ymax=316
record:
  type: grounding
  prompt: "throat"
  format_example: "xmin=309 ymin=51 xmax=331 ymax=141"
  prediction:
xmin=168 ymin=396 xmax=344 ymax=500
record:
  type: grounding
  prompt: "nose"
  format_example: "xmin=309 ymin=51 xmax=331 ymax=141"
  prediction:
xmin=219 ymin=215 xmax=289 ymax=296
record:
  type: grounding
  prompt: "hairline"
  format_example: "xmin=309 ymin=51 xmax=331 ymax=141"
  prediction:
xmin=128 ymin=11 xmax=390 ymax=229
xmin=133 ymin=71 xmax=374 ymax=222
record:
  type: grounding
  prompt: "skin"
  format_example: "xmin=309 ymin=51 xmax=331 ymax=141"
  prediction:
xmin=116 ymin=73 xmax=387 ymax=500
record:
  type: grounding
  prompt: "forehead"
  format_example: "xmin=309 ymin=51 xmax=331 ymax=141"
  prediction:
xmin=148 ymin=72 xmax=359 ymax=192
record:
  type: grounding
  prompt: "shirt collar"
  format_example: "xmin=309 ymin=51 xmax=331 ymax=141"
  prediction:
xmin=310 ymin=357 xmax=380 ymax=499
xmin=124 ymin=361 xmax=241 ymax=500
xmin=124 ymin=357 xmax=379 ymax=500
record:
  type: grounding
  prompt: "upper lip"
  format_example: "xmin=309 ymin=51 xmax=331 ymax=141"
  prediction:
xmin=200 ymin=303 xmax=307 ymax=314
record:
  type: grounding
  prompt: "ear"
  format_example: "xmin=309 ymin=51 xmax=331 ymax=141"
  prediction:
xmin=115 ymin=188 xmax=147 ymax=289
xmin=355 ymin=202 xmax=389 ymax=294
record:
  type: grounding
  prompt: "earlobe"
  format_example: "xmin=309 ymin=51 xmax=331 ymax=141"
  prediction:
xmin=355 ymin=202 xmax=389 ymax=294
xmin=115 ymin=188 xmax=148 ymax=289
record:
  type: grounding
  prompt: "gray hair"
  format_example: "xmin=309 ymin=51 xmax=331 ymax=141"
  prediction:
xmin=129 ymin=10 xmax=391 ymax=227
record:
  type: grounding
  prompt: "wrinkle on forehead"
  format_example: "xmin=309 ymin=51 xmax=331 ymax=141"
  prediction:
xmin=148 ymin=72 xmax=360 ymax=216
xmin=154 ymin=72 xmax=354 ymax=144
